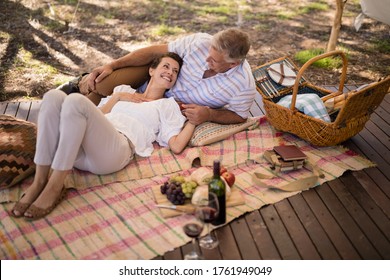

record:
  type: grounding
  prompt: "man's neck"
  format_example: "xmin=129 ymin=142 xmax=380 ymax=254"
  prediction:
xmin=203 ymin=69 xmax=217 ymax=79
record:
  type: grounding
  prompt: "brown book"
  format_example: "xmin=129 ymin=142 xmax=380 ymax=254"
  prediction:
xmin=263 ymin=150 xmax=304 ymax=172
xmin=273 ymin=145 xmax=307 ymax=161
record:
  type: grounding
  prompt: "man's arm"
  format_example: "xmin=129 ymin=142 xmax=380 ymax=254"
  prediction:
xmin=88 ymin=44 xmax=169 ymax=91
xmin=106 ymin=44 xmax=169 ymax=74
xmin=182 ymin=104 xmax=246 ymax=125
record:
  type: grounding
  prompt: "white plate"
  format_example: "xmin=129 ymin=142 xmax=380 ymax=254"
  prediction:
xmin=267 ymin=63 xmax=296 ymax=86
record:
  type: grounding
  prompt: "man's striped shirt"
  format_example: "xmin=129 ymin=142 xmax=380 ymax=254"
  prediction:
xmin=166 ymin=33 xmax=256 ymax=119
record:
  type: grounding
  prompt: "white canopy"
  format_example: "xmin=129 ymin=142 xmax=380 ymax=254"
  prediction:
xmin=354 ymin=0 xmax=390 ymax=31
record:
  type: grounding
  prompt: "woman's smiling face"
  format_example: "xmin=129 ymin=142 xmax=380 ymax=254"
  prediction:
xmin=149 ymin=57 xmax=180 ymax=90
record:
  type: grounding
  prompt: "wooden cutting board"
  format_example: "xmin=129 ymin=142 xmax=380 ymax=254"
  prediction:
xmin=152 ymin=185 xmax=245 ymax=218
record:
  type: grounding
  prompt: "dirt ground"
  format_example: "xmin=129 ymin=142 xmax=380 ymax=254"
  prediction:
xmin=0 ymin=0 xmax=389 ymax=101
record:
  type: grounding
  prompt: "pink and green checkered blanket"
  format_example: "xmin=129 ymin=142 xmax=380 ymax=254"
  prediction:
xmin=0 ymin=117 xmax=374 ymax=259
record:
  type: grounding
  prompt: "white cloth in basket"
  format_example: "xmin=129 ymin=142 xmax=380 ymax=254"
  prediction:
xmin=277 ymin=94 xmax=331 ymax=122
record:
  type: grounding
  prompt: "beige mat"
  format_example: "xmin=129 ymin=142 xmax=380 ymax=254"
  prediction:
xmin=0 ymin=117 xmax=374 ymax=259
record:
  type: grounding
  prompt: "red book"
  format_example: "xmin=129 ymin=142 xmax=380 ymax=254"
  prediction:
xmin=273 ymin=145 xmax=307 ymax=161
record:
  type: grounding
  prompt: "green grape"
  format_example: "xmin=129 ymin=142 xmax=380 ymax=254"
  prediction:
xmin=169 ymin=175 xmax=186 ymax=184
xmin=181 ymin=180 xmax=198 ymax=198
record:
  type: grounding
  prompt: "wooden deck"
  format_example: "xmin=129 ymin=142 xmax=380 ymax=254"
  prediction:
xmin=1 ymin=86 xmax=389 ymax=260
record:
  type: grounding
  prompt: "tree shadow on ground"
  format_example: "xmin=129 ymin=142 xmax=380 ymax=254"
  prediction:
xmin=0 ymin=0 xmax=127 ymax=101
xmin=0 ymin=0 xmax=388 ymax=101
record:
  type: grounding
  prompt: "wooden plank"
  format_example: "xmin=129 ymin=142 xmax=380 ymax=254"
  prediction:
xmin=352 ymin=171 xmax=390 ymax=218
xmin=288 ymin=194 xmax=341 ymax=259
xmin=15 ymin=101 xmax=31 ymax=122
xmin=364 ymin=120 xmax=390 ymax=150
xmin=384 ymin=93 xmax=390 ymax=102
xmin=199 ymin=234 xmax=222 ymax=260
xmin=384 ymin=93 xmax=390 ymax=105
xmin=213 ymin=224 xmax=241 ymax=260
xmin=358 ymin=125 xmax=390 ymax=165
xmin=3 ymin=101 xmax=19 ymax=116
xmin=369 ymin=112 xmax=390 ymax=137
xmin=350 ymin=134 xmax=390 ymax=181
xmin=323 ymin=85 xmax=339 ymax=92
xmin=301 ymin=187 xmax=361 ymax=259
xmin=27 ymin=101 xmax=40 ymax=123
xmin=230 ymin=217 xmax=261 ymax=259
xmin=181 ymin=241 xmax=198 ymax=259
xmin=344 ymin=140 xmax=390 ymax=199
xmin=344 ymin=85 xmax=359 ymax=91
xmin=380 ymin=93 xmax=390 ymax=114
xmin=0 ymin=102 xmax=8 ymax=114
xmin=340 ymin=173 xmax=390 ymax=244
xmin=254 ymin=91 xmax=266 ymax=113
xmin=260 ymin=205 xmax=301 ymax=259
xmin=318 ymin=180 xmax=382 ymax=259
xmin=273 ymin=199 xmax=321 ymax=259
xmin=374 ymin=105 xmax=390 ymax=124
xmin=245 ymin=210 xmax=281 ymax=260
xmin=363 ymin=167 xmax=390 ymax=199
xmin=249 ymin=99 xmax=264 ymax=117
xmin=162 ymin=247 xmax=182 ymax=260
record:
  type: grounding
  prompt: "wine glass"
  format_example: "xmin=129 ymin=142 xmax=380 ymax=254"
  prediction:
xmin=182 ymin=210 xmax=204 ymax=260
xmin=198 ymin=192 xmax=220 ymax=250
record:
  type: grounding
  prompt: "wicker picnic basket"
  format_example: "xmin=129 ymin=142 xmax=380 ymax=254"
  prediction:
xmin=253 ymin=50 xmax=390 ymax=146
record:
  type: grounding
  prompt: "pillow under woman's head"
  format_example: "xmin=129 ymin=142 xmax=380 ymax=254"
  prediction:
xmin=189 ymin=117 xmax=260 ymax=146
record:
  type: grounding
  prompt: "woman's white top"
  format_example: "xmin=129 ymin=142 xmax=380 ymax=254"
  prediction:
xmin=103 ymin=86 xmax=186 ymax=157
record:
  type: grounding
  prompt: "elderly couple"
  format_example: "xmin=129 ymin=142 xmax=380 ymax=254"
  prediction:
xmin=11 ymin=28 xmax=257 ymax=220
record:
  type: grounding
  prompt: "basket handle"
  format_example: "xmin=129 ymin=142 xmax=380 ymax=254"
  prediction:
xmin=290 ymin=50 xmax=348 ymax=111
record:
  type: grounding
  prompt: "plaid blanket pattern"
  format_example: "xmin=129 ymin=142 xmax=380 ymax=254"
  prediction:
xmin=0 ymin=117 xmax=374 ymax=259
xmin=277 ymin=94 xmax=331 ymax=122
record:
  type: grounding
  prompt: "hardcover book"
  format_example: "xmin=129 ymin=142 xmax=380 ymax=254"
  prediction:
xmin=273 ymin=145 xmax=307 ymax=161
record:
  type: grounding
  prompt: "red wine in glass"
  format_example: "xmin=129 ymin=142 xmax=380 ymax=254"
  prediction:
xmin=198 ymin=193 xmax=220 ymax=249
xmin=198 ymin=206 xmax=217 ymax=223
xmin=183 ymin=223 xmax=203 ymax=238
xmin=183 ymin=212 xmax=204 ymax=260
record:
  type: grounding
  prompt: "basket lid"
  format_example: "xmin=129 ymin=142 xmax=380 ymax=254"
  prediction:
xmin=268 ymin=63 xmax=297 ymax=86
xmin=253 ymin=56 xmax=308 ymax=98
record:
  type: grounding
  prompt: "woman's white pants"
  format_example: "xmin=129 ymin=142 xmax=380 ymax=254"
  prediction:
xmin=34 ymin=89 xmax=133 ymax=174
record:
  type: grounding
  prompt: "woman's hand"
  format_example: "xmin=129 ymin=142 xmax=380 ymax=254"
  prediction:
xmin=100 ymin=92 xmax=152 ymax=114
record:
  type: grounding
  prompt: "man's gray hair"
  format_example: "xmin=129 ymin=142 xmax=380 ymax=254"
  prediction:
xmin=211 ymin=28 xmax=251 ymax=62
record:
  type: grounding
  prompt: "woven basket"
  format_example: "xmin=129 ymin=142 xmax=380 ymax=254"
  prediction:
xmin=253 ymin=50 xmax=390 ymax=146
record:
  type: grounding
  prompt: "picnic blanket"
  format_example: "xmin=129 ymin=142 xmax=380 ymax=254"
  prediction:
xmin=0 ymin=117 xmax=375 ymax=259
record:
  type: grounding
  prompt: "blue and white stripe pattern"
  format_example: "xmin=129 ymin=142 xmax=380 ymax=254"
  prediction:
xmin=166 ymin=33 xmax=257 ymax=119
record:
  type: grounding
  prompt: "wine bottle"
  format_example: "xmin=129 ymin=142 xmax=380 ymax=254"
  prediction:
xmin=208 ymin=160 xmax=226 ymax=225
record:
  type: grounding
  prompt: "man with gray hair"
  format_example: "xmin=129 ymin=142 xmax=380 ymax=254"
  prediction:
xmin=60 ymin=28 xmax=256 ymax=125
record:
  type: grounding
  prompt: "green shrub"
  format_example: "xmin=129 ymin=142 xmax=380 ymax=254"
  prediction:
xmin=294 ymin=49 xmax=344 ymax=69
